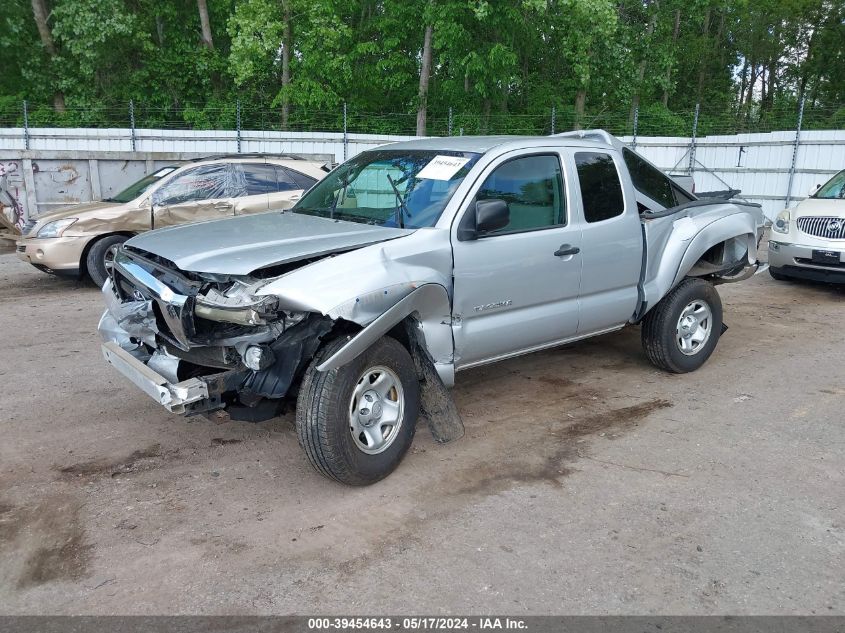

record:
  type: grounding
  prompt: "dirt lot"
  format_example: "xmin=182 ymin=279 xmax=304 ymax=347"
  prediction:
xmin=0 ymin=246 xmax=843 ymax=615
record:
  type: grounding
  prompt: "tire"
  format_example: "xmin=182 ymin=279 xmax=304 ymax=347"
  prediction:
xmin=641 ymin=278 xmax=723 ymax=373
xmin=769 ymin=268 xmax=791 ymax=282
xmin=86 ymin=235 xmax=128 ymax=287
xmin=296 ymin=336 xmax=420 ymax=485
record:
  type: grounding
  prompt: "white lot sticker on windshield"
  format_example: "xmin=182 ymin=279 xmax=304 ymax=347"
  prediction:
xmin=416 ymin=155 xmax=471 ymax=180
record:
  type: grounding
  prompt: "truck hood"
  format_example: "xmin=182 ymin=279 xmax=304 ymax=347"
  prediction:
xmin=125 ymin=211 xmax=414 ymax=276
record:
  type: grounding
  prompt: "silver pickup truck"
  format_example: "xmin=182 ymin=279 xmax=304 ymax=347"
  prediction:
xmin=99 ymin=130 xmax=766 ymax=485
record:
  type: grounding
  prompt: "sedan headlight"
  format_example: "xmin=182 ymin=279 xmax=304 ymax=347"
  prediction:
xmin=772 ymin=210 xmax=790 ymax=234
xmin=36 ymin=218 xmax=78 ymax=238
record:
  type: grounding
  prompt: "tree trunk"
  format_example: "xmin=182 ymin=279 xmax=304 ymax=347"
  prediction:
xmin=574 ymin=89 xmax=586 ymax=129
xmin=696 ymin=6 xmax=712 ymax=102
xmin=481 ymin=99 xmax=491 ymax=134
xmin=30 ymin=0 xmax=65 ymax=112
xmin=630 ymin=10 xmax=657 ymax=125
xmin=155 ymin=14 xmax=165 ymax=46
xmin=280 ymin=1 xmax=291 ymax=129
xmin=416 ymin=24 xmax=433 ymax=136
xmin=737 ymin=58 xmax=749 ymax=107
xmin=744 ymin=61 xmax=757 ymax=119
xmin=662 ymin=8 xmax=681 ymax=107
xmin=798 ymin=18 xmax=819 ymax=104
xmin=197 ymin=0 xmax=214 ymax=50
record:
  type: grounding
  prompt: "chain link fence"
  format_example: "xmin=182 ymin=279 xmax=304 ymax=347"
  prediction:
xmin=1 ymin=99 xmax=843 ymax=140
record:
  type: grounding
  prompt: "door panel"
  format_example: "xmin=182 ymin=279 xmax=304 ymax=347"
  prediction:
xmin=234 ymin=194 xmax=269 ymax=215
xmin=154 ymin=198 xmax=234 ymax=228
xmin=570 ymin=150 xmax=643 ymax=334
xmin=451 ymin=152 xmax=582 ymax=367
xmin=267 ymin=190 xmax=303 ymax=211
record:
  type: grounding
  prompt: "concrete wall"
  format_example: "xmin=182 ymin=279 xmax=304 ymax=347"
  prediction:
xmin=1 ymin=126 xmax=842 ymax=228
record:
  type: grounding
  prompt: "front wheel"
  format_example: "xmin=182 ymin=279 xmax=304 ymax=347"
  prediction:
xmin=86 ymin=235 xmax=128 ymax=287
xmin=641 ymin=278 xmax=723 ymax=373
xmin=296 ymin=336 xmax=420 ymax=485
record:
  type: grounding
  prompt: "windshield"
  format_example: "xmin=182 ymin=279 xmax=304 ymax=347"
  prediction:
xmin=292 ymin=149 xmax=482 ymax=228
xmin=105 ymin=166 xmax=178 ymax=203
xmin=814 ymin=170 xmax=845 ymax=200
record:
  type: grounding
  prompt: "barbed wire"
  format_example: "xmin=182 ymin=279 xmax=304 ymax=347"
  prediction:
xmin=0 ymin=101 xmax=842 ymax=137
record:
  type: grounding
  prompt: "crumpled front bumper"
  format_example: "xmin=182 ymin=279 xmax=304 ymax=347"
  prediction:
xmin=101 ymin=341 xmax=209 ymax=414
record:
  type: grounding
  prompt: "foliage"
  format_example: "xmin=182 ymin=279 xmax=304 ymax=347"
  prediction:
xmin=2 ymin=0 xmax=842 ymax=134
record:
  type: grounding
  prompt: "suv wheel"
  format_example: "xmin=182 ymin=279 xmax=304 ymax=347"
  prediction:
xmin=641 ymin=278 xmax=723 ymax=373
xmin=296 ymin=336 xmax=420 ymax=485
xmin=86 ymin=235 xmax=127 ymax=287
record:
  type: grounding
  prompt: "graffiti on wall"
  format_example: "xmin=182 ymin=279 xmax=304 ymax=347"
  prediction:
xmin=0 ymin=161 xmax=24 ymax=233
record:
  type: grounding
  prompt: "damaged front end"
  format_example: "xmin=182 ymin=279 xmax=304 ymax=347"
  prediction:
xmin=99 ymin=247 xmax=333 ymax=420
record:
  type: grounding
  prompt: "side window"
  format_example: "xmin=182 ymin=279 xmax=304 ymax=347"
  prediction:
xmin=622 ymin=148 xmax=676 ymax=208
xmin=476 ymin=154 xmax=565 ymax=236
xmin=575 ymin=152 xmax=624 ymax=223
xmin=156 ymin=164 xmax=230 ymax=205
xmin=242 ymin=164 xmax=278 ymax=196
xmin=283 ymin=167 xmax=318 ymax=191
xmin=274 ymin=167 xmax=300 ymax=192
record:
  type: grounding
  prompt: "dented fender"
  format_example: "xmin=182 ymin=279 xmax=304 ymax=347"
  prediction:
xmin=316 ymin=283 xmax=454 ymax=385
xmin=639 ymin=203 xmax=764 ymax=317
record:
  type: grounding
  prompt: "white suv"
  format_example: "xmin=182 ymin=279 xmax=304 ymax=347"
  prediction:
xmin=769 ymin=169 xmax=845 ymax=283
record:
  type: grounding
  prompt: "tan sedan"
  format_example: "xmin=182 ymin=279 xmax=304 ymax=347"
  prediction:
xmin=16 ymin=155 xmax=328 ymax=286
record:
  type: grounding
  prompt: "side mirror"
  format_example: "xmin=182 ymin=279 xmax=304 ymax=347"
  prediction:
xmin=809 ymin=184 xmax=820 ymax=197
xmin=457 ymin=199 xmax=511 ymax=241
xmin=476 ymin=199 xmax=510 ymax=235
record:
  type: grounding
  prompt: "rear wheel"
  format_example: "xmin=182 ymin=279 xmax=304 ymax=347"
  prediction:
xmin=86 ymin=235 xmax=128 ymax=287
xmin=642 ymin=278 xmax=723 ymax=373
xmin=296 ymin=336 xmax=420 ymax=485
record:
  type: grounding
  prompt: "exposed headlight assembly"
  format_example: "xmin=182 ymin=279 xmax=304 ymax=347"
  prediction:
xmin=194 ymin=282 xmax=308 ymax=328
xmin=772 ymin=210 xmax=790 ymax=234
xmin=195 ymin=296 xmax=276 ymax=326
xmin=37 ymin=218 xmax=78 ymax=238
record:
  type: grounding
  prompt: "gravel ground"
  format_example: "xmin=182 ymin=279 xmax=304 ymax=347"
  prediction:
xmin=0 ymin=247 xmax=843 ymax=615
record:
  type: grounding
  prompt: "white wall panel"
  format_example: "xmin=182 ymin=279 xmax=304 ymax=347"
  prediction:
xmin=2 ymin=127 xmax=843 ymax=222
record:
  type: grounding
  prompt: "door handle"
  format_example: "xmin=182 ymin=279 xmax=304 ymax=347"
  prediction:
xmin=213 ymin=201 xmax=233 ymax=210
xmin=554 ymin=244 xmax=580 ymax=257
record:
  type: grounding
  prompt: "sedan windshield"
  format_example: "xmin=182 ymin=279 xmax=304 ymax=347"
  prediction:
xmin=292 ymin=149 xmax=482 ymax=228
xmin=814 ymin=170 xmax=845 ymax=200
xmin=105 ymin=166 xmax=178 ymax=203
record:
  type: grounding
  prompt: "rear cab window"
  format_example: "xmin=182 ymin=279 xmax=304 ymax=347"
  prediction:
xmin=574 ymin=152 xmax=624 ymax=222
xmin=623 ymin=148 xmax=695 ymax=211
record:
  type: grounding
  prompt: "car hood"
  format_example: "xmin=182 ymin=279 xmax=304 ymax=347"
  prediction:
xmin=30 ymin=200 xmax=120 ymax=226
xmin=125 ymin=211 xmax=414 ymax=276
xmin=794 ymin=197 xmax=845 ymax=218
